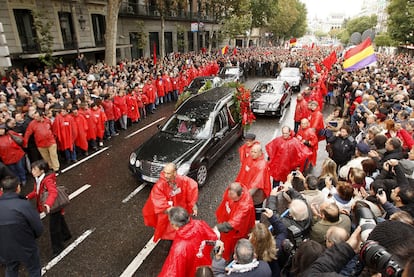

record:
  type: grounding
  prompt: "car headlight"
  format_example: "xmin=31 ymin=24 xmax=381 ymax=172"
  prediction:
xmin=135 ymin=160 xmax=141 ymax=168
xmin=177 ymin=163 xmax=191 ymax=176
xmin=269 ymin=103 xmax=278 ymax=109
xmin=129 ymin=152 xmax=136 ymax=165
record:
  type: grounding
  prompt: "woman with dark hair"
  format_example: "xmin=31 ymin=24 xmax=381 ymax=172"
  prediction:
xmin=332 ymin=181 xmax=355 ymax=214
xmin=26 ymin=159 xmax=71 ymax=257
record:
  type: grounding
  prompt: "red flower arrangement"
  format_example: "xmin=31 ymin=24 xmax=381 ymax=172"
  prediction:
xmin=233 ymin=84 xmax=256 ymax=130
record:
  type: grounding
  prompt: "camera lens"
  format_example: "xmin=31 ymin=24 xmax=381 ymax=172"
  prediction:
xmin=360 ymin=241 xmax=403 ymax=277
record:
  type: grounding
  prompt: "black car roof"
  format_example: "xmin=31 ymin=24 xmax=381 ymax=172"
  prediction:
xmin=176 ymin=87 xmax=235 ymax=117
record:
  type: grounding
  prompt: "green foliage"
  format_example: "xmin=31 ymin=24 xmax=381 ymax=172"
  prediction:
xmin=268 ymin=0 xmax=307 ymax=40
xmin=175 ymin=23 xmax=186 ymax=51
xmin=250 ymin=0 xmax=278 ymax=29
xmin=134 ymin=20 xmax=147 ymax=49
xmin=314 ymin=30 xmax=328 ymax=39
xmin=175 ymin=80 xmax=213 ymax=109
xmin=32 ymin=10 xmax=57 ymax=67
xmin=375 ymin=32 xmax=398 ymax=47
xmin=339 ymin=29 xmax=350 ymax=45
xmin=345 ymin=15 xmax=377 ymax=36
xmin=387 ymin=0 xmax=414 ymax=45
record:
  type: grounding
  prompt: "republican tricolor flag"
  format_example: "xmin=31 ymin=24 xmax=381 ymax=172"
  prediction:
xmin=289 ymin=38 xmax=297 ymax=47
xmin=343 ymin=38 xmax=377 ymax=72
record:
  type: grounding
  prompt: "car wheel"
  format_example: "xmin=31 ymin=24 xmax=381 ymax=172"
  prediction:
xmin=196 ymin=163 xmax=208 ymax=187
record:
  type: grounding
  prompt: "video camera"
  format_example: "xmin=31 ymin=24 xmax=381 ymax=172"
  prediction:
xmin=205 ymin=240 xmax=221 ymax=255
xmin=354 ymin=206 xmax=377 ymax=242
xmin=360 ymin=240 xmax=404 ymax=277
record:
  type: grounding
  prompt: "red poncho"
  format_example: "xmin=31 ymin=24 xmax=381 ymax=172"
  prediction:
xmin=296 ymin=127 xmax=319 ymax=166
xmin=216 ymin=186 xmax=255 ymax=261
xmin=235 ymin=154 xmax=271 ymax=199
xmin=266 ymin=134 xmax=313 ymax=182
xmin=79 ymin=109 xmax=97 ymax=141
xmin=142 ymin=174 xmax=198 ymax=241
xmin=309 ymin=109 xmax=325 ymax=140
xmin=52 ymin=113 xmax=77 ymax=151
xmin=73 ymin=113 xmax=89 ymax=151
xmin=158 ymin=219 xmax=217 ymax=277
xmin=126 ymin=94 xmax=140 ymax=122
xmin=238 ymin=140 xmax=259 ymax=164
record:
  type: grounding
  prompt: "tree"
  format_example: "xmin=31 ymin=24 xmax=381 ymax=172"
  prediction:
xmin=375 ymin=32 xmax=398 ymax=47
xmin=32 ymin=10 xmax=59 ymax=67
xmin=387 ymin=0 xmax=414 ymax=45
xmin=288 ymin=0 xmax=307 ymax=39
xmin=105 ymin=0 xmax=122 ymax=66
xmin=269 ymin=0 xmax=300 ymax=40
xmin=345 ymin=15 xmax=377 ymax=36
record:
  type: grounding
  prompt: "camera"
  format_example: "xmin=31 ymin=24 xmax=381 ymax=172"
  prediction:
xmin=354 ymin=206 xmax=377 ymax=241
xmin=377 ymin=188 xmax=384 ymax=195
xmin=360 ymin=240 xmax=403 ymax=277
xmin=292 ymin=170 xmax=297 ymax=177
xmin=205 ymin=240 xmax=221 ymax=255
xmin=255 ymin=208 xmax=266 ymax=213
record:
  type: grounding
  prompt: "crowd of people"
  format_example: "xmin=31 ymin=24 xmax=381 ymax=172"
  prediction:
xmin=142 ymin=48 xmax=414 ymax=277
xmin=1 ymin=46 xmax=414 ymax=276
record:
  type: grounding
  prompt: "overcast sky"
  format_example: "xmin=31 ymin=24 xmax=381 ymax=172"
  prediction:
xmin=300 ymin=0 xmax=363 ymax=19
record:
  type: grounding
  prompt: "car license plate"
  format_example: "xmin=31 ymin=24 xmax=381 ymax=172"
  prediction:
xmin=254 ymin=109 xmax=265 ymax=113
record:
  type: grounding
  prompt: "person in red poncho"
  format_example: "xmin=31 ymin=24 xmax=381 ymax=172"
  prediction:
xmin=126 ymin=90 xmax=140 ymax=124
xmin=308 ymin=100 xmax=325 ymax=141
xmin=238 ymin=133 xmax=259 ymax=164
xmin=266 ymin=126 xmax=313 ymax=186
xmin=296 ymin=118 xmax=319 ymax=170
xmin=235 ymin=143 xmax=271 ymax=218
xmin=143 ymin=78 xmax=156 ymax=113
xmin=90 ymin=102 xmax=106 ymax=148
xmin=215 ymin=182 xmax=255 ymax=261
xmin=53 ymin=107 xmax=78 ymax=163
xmin=294 ymin=92 xmax=310 ymax=134
xmin=113 ymin=89 xmax=128 ymax=130
xmin=79 ymin=103 xmax=98 ymax=150
xmin=158 ymin=206 xmax=218 ymax=277
xmin=72 ymin=106 xmax=89 ymax=156
xmin=142 ymin=163 xmax=198 ymax=242
xmin=155 ymin=73 xmax=165 ymax=104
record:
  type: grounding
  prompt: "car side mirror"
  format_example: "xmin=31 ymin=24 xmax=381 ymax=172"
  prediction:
xmin=214 ymin=131 xmax=224 ymax=140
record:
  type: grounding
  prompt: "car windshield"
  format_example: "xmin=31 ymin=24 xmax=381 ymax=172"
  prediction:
xmin=188 ymin=79 xmax=207 ymax=89
xmin=162 ymin=114 xmax=211 ymax=139
xmin=222 ymin=67 xmax=239 ymax=75
xmin=280 ymin=68 xmax=299 ymax=77
xmin=254 ymin=82 xmax=284 ymax=94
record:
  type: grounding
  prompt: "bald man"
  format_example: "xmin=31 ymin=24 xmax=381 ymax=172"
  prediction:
xmin=142 ymin=163 xmax=199 ymax=241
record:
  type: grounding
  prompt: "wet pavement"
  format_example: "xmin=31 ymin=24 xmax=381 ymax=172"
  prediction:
xmin=1 ymin=77 xmax=333 ymax=277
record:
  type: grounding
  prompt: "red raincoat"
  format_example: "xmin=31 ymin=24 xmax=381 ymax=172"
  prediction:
xmin=238 ymin=140 xmax=259 ymax=164
xmin=266 ymin=133 xmax=313 ymax=182
xmin=158 ymin=219 xmax=217 ymax=277
xmin=309 ymin=109 xmax=325 ymax=140
xmin=113 ymin=94 xmax=128 ymax=116
xmin=215 ymin=186 xmax=255 ymax=261
xmin=142 ymin=174 xmax=198 ymax=241
xmin=296 ymin=127 xmax=318 ymax=166
xmin=73 ymin=112 xmax=89 ymax=151
xmin=0 ymin=132 xmax=25 ymax=165
xmin=53 ymin=113 xmax=78 ymax=151
xmin=79 ymin=108 xmax=97 ymax=141
xmin=235 ymin=154 xmax=271 ymax=199
xmin=294 ymin=98 xmax=310 ymax=123
xmin=90 ymin=107 xmax=106 ymax=140
xmin=126 ymin=93 xmax=140 ymax=122
xmin=26 ymin=173 xmax=58 ymax=213
xmin=143 ymin=82 xmax=156 ymax=104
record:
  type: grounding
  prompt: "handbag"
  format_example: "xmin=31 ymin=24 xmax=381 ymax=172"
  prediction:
xmin=8 ymin=132 xmax=23 ymax=147
xmin=40 ymin=185 xmax=70 ymax=213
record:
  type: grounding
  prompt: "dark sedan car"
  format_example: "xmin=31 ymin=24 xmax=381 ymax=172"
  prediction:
xmin=183 ymin=76 xmax=224 ymax=95
xmin=250 ymin=80 xmax=292 ymax=117
xmin=129 ymin=87 xmax=242 ymax=187
xmin=218 ymin=66 xmax=245 ymax=83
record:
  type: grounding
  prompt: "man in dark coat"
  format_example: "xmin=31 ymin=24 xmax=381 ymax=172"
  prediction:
xmin=0 ymin=176 xmax=43 ymax=277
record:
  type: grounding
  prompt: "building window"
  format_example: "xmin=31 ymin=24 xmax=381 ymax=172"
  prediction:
xmin=187 ymin=31 xmax=194 ymax=52
xmin=13 ymin=9 xmax=38 ymax=52
xmin=91 ymin=14 xmax=106 ymax=47
xmin=149 ymin=32 xmax=159 ymax=59
xmin=164 ymin=32 xmax=173 ymax=54
xmin=59 ymin=12 xmax=75 ymax=49
xmin=130 ymin=32 xmax=143 ymax=59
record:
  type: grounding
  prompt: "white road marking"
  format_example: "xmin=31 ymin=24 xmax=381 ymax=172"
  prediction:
xmin=122 ymin=183 xmax=147 ymax=203
xmin=59 ymin=147 xmax=109 ymax=174
xmin=124 ymin=117 xmax=166 ymax=139
xmin=41 ymin=228 xmax=95 ymax=276
xmin=119 ymin=236 xmax=159 ymax=277
xmin=40 ymin=184 xmax=92 ymax=219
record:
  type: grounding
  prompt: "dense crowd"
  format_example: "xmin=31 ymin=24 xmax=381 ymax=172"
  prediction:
xmin=1 ymin=46 xmax=414 ymax=276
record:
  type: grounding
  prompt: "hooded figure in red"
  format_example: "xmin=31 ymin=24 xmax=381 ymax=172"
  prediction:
xmin=142 ymin=163 xmax=198 ymax=242
xmin=158 ymin=207 xmax=217 ymax=277
xmin=294 ymin=92 xmax=310 ymax=133
xmin=308 ymin=100 xmax=325 ymax=140
xmin=235 ymin=143 xmax=271 ymax=204
xmin=238 ymin=133 xmax=259 ymax=164
xmin=266 ymin=126 xmax=313 ymax=183
xmin=215 ymin=182 xmax=255 ymax=261
xmin=296 ymin=118 xmax=319 ymax=166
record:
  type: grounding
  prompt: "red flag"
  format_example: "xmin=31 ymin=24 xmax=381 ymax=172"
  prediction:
xmin=153 ymin=42 xmax=157 ymax=65
xmin=221 ymin=45 xmax=229 ymax=55
xmin=322 ymin=51 xmax=337 ymax=71
xmin=311 ymin=42 xmax=315 ymax=49
xmin=233 ymin=48 xmax=237 ymax=56
xmin=315 ymin=63 xmax=322 ymax=73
